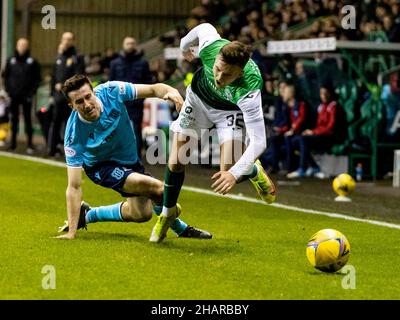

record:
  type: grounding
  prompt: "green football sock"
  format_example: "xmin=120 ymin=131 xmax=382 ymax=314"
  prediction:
xmin=162 ymin=167 xmax=185 ymax=213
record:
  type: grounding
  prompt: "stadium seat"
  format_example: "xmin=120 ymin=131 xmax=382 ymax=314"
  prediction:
xmin=331 ymin=81 xmax=359 ymax=155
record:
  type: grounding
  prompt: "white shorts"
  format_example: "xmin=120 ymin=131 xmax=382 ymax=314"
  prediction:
xmin=170 ymin=86 xmax=245 ymax=145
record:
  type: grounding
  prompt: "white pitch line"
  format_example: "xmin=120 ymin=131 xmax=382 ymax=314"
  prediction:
xmin=182 ymin=186 xmax=400 ymax=230
xmin=0 ymin=151 xmax=66 ymax=168
xmin=1 ymin=151 xmax=400 ymax=230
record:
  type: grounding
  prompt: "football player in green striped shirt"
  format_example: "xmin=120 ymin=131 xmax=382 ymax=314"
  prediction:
xmin=150 ymin=23 xmax=276 ymax=243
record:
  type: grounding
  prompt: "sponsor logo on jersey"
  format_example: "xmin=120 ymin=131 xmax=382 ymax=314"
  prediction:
xmin=180 ymin=113 xmax=194 ymax=128
xmin=64 ymin=147 xmax=76 ymax=157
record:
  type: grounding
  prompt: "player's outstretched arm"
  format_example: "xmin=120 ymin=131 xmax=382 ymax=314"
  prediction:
xmin=228 ymin=92 xmax=267 ymax=181
xmin=180 ymin=23 xmax=221 ymax=62
xmin=55 ymin=167 xmax=82 ymax=239
xmin=135 ymin=83 xmax=184 ymax=112
xmin=212 ymin=91 xmax=267 ymax=195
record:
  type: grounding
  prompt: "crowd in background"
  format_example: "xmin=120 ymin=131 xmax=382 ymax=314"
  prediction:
xmin=161 ymin=0 xmax=400 ymax=46
xmin=157 ymin=0 xmax=400 ymax=83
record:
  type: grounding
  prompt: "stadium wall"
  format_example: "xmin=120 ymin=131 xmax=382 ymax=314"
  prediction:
xmin=14 ymin=0 xmax=199 ymax=69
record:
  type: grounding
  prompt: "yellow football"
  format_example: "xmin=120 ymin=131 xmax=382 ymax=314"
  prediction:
xmin=332 ymin=173 xmax=356 ymax=197
xmin=306 ymin=229 xmax=350 ymax=273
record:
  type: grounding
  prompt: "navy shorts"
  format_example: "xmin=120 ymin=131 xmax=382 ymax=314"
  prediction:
xmin=84 ymin=161 xmax=146 ymax=197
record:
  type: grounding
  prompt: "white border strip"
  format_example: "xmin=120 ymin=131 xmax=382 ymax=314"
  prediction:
xmin=1 ymin=151 xmax=399 ymax=230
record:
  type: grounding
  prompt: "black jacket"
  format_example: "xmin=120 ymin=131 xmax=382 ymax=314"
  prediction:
xmin=51 ymin=46 xmax=85 ymax=101
xmin=109 ymin=50 xmax=152 ymax=84
xmin=2 ymin=51 xmax=41 ymax=98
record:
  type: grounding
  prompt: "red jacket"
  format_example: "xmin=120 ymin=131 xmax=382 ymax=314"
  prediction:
xmin=312 ymin=101 xmax=337 ymax=136
xmin=277 ymin=101 xmax=306 ymax=134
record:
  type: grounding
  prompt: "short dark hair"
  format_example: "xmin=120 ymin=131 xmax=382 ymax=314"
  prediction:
xmin=320 ymin=83 xmax=338 ymax=103
xmin=62 ymin=74 xmax=93 ymax=101
xmin=219 ymin=41 xmax=252 ymax=68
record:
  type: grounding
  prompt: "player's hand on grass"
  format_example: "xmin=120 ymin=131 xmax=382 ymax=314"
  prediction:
xmin=54 ymin=232 xmax=76 ymax=240
xmin=211 ymin=171 xmax=237 ymax=195
xmin=163 ymin=89 xmax=184 ymax=112
xmin=182 ymin=49 xmax=196 ymax=62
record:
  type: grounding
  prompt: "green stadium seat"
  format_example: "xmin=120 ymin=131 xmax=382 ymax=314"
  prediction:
xmin=331 ymin=81 xmax=359 ymax=155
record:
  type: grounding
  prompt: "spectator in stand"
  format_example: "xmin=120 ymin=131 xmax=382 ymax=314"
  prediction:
xmin=100 ymin=47 xmax=118 ymax=80
xmin=49 ymin=32 xmax=85 ymax=157
xmin=86 ymin=54 xmax=106 ymax=87
xmin=2 ymin=38 xmax=41 ymax=153
xmin=281 ymin=84 xmax=308 ymax=172
xmin=262 ymin=83 xmax=307 ymax=173
xmin=287 ymin=84 xmax=339 ymax=179
xmin=109 ymin=36 xmax=153 ymax=158
xmin=383 ymin=15 xmax=400 ymax=42
xmin=291 ymin=1 xmax=308 ymax=25
xmin=260 ymin=81 xmax=288 ymax=172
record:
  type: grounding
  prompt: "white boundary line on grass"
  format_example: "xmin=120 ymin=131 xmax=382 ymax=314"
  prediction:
xmin=183 ymin=186 xmax=400 ymax=230
xmin=0 ymin=151 xmax=66 ymax=167
xmin=1 ymin=151 xmax=400 ymax=230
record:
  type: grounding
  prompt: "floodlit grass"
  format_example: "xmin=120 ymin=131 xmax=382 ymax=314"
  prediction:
xmin=0 ymin=156 xmax=399 ymax=299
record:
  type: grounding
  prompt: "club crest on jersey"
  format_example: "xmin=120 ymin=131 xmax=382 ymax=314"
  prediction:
xmin=225 ymin=89 xmax=233 ymax=100
xmin=66 ymin=58 xmax=74 ymax=66
xmin=119 ymin=83 xmax=126 ymax=95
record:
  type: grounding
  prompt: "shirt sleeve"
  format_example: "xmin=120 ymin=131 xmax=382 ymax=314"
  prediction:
xmin=237 ymin=90 xmax=265 ymax=126
xmin=107 ymin=81 xmax=137 ymax=102
xmin=180 ymin=23 xmax=221 ymax=53
xmin=229 ymin=90 xmax=267 ymax=179
xmin=64 ymin=121 xmax=85 ymax=168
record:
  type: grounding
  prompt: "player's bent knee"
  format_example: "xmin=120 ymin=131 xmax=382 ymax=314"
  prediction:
xmin=123 ymin=198 xmax=153 ymax=223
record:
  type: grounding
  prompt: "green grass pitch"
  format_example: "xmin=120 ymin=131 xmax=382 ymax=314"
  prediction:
xmin=1 ymin=156 xmax=399 ymax=299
